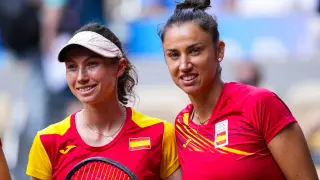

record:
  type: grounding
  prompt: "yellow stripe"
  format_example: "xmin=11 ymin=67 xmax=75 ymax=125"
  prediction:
xmin=176 ymin=128 xmax=202 ymax=152
xmin=176 ymin=125 xmax=205 ymax=152
xmin=180 ymin=114 xmax=218 ymax=152
xmin=220 ymin=146 xmax=253 ymax=156
xmin=183 ymin=113 xmax=189 ymax=125
xmin=129 ymin=140 xmax=150 ymax=148
xmin=181 ymin=113 xmax=252 ymax=156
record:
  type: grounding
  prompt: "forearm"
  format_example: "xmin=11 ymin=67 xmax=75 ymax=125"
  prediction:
xmin=0 ymin=145 xmax=11 ymax=180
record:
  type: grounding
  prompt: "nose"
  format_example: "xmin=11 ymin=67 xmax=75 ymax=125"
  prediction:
xmin=77 ymin=67 xmax=89 ymax=84
xmin=179 ymin=55 xmax=192 ymax=72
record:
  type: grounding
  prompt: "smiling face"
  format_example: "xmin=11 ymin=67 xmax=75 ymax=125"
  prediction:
xmin=162 ymin=22 xmax=224 ymax=95
xmin=64 ymin=46 xmax=126 ymax=105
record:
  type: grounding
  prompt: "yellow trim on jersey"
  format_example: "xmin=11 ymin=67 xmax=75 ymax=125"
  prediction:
xmin=26 ymin=132 xmax=52 ymax=180
xmin=160 ymin=121 xmax=180 ymax=179
xmin=26 ymin=115 xmax=72 ymax=179
xmin=131 ymin=109 xmax=167 ymax=127
xmin=183 ymin=113 xmax=189 ymax=125
xmin=41 ymin=115 xmax=71 ymax=136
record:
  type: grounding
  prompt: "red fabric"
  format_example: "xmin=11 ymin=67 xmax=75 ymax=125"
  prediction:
xmin=175 ymin=82 xmax=296 ymax=180
xmin=41 ymin=108 xmax=164 ymax=180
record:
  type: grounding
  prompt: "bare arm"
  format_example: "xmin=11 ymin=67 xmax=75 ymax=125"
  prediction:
xmin=268 ymin=123 xmax=319 ymax=180
xmin=31 ymin=178 xmax=41 ymax=180
xmin=164 ymin=167 xmax=181 ymax=180
xmin=0 ymin=148 xmax=11 ymax=180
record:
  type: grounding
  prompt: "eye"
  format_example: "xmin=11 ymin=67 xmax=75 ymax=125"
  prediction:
xmin=190 ymin=48 xmax=200 ymax=55
xmin=167 ymin=52 xmax=180 ymax=60
xmin=87 ymin=61 xmax=99 ymax=67
xmin=67 ymin=64 xmax=77 ymax=71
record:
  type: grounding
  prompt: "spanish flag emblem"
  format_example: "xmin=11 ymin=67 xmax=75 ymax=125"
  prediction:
xmin=215 ymin=131 xmax=227 ymax=146
xmin=129 ymin=137 xmax=151 ymax=151
xmin=215 ymin=120 xmax=228 ymax=148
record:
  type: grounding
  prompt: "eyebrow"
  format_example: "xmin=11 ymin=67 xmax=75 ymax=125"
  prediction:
xmin=187 ymin=42 xmax=203 ymax=49
xmin=165 ymin=42 xmax=203 ymax=52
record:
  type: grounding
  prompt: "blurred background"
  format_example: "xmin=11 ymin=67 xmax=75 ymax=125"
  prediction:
xmin=0 ymin=0 xmax=319 ymax=179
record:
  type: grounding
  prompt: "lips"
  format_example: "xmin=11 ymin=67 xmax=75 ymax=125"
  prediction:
xmin=179 ymin=73 xmax=198 ymax=86
xmin=180 ymin=74 xmax=197 ymax=81
xmin=76 ymin=85 xmax=97 ymax=95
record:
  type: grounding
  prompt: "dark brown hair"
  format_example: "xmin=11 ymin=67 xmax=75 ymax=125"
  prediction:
xmin=158 ymin=0 xmax=219 ymax=45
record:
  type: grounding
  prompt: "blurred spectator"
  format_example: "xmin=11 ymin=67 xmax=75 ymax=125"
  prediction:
xmin=221 ymin=0 xmax=318 ymax=17
xmin=141 ymin=0 xmax=167 ymax=17
xmin=0 ymin=0 xmax=46 ymax=179
xmin=0 ymin=0 xmax=40 ymax=57
xmin=233 ymin=60 xmax=263 ymax=87
xmin=0 ymin=0 xmax=108 ymax=178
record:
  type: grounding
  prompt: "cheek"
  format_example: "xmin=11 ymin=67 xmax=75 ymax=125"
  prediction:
xmin=66 ymin=72 xmax=76 ymax=86
xmin=91 ymin=68 xmax=118 ymax=85
xmin=203 ymin=53 xmax=218 ymax=72
xmin=168 ymin=66 xmax=179 ymax=82
xmin=165 ymin=60 xmax=178 ymax=75
xmin=66 ymin=73 xmax=78 ymax=95
xmin=89 ymin=70 xmax=104 ymax=81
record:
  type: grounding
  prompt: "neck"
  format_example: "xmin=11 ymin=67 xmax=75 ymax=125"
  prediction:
xmin=82 ymin=98 xmax=125 ymax=132
xmin=189 ymin=77 xmax=224 ymax=124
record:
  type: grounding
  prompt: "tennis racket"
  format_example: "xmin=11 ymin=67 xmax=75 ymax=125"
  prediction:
xmin=65 ymin=157 xmax=138 ymax=180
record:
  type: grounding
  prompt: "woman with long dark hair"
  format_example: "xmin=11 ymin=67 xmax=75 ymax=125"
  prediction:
xmin=158 ymin=0 xmax=318 ymax=179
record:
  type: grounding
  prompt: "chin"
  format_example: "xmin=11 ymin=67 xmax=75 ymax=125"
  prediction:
xmin=179 ymin=85 xmax=201 ymax=96
xmin=78 ymin=96 xmax=99 ymax=105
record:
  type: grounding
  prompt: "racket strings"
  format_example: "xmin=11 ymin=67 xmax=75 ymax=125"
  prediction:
xmin=70 ymin=161 xmax=131 ymax=180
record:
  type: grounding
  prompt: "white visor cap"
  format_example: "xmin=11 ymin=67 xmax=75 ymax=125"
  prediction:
xmin=58 ymin=31 xmax=123 ymax=62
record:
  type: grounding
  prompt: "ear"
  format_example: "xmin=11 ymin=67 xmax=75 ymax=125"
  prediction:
xmin=216 ymin=41 xmax=225 ymax=62
xmin=117 ymin=58 xmax=127 ymax=78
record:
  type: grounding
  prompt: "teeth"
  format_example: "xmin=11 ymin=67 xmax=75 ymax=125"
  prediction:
xmin=78 ymin=86 xmax=94 ymax=92
xmin=182 ymin=75 xmax=196 ymax=81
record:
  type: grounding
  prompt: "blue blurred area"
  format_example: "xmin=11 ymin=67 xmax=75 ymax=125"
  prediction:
xmin=80 ymin=0 xmax=105 ymax=25
xmin=0 ymin=13 xmax=310 ymax=65
xmin=127 ymin=17 xmax=166 ymax=57
xmin=0 ymin=36 xmax=5 ymax=68
xmin=126 ymin=14 xmax=307 ymax=59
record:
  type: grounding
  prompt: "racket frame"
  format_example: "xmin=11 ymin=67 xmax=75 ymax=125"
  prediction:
xmin=65 ymin=156 xmax=138 ymax=180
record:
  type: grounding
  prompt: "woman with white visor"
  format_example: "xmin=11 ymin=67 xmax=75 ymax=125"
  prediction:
xmin=26 ymin=23 xmax=181 ymax=180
